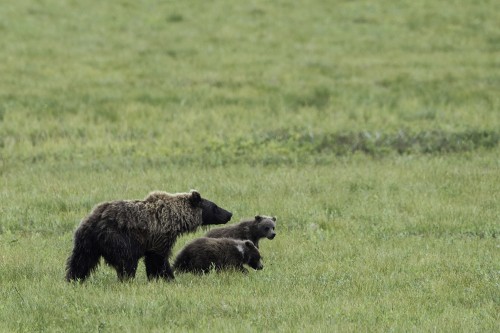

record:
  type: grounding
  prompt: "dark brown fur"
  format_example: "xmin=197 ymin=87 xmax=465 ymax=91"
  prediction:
xmin=66 ymin=190 xmax=232 ymax=282
xmin=205 ymin=215 xmax=276 ymax=248
xmin=173 ymin=237 xmax=263 ymax=274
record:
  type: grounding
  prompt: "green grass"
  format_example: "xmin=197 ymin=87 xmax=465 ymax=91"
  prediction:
xmin=1 ymin=0 xmax=499 ymax=332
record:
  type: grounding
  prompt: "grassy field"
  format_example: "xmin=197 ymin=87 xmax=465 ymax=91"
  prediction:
xmin=1 ymin=0 xmax=499 ymax=332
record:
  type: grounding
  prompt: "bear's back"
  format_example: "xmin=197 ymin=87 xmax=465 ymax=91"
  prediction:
xmin=205 ymin=220 xmax=253 ymax=239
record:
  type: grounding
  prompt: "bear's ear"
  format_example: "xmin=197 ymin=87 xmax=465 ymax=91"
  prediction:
xmin=189 ymin=190 xmax=202 ymax=206
xmin=244 ymin=240 xmax=255 ymax=249
xmin=272 ymin=216 xmax=277 ymax=222
xmin=255 ymin=215 xmax=263 ymax=222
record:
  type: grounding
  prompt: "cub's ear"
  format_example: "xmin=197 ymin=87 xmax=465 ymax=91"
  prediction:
xmin=272 ymin=216 xmax=277 ymax=222
xmin=244 ymin=240 xmax=255 ymax=249
xmin=255 ymin=215 xmax=263 ymax=222
xmin=189 ymin=190 xmax=202 ymax=206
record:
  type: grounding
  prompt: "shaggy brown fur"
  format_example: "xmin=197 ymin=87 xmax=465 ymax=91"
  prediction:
xmin=66 ymin=190 xmax=232 ymax=282
xmin=173 ymin=237 xmax=263 ymax=274
xmin=205 ymin=215 xmax=276 ymax=248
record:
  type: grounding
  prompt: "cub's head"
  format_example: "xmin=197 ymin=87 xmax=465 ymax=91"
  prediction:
xmin=241 ymin=240 xmax=263 ymax=271
xmin=189 ymin=190 xmax=233 ymax=226
xmin=255 ymin=215 xmax=277 ymax=240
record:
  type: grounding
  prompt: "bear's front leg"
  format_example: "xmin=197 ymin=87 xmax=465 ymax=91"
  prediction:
xmin=160 ymin=262 xmax=175 ymax=280
xmin=145 ymin=252 xmax=175 ymax=281
xmin=238 ymin=266 xmax=249 ymax=274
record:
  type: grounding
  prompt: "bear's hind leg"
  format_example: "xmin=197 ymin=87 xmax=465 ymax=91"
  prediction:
xmin=66 ymin=227 xmax=101 ymax=282
xmin=66 ymin=248 xmax=100 ymax=282
xmin=115 ymin=259 xmax=139 ymax=281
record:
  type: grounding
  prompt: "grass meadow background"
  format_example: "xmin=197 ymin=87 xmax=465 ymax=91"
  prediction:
xmin=1 ymin=0 xmax=499 ymax=332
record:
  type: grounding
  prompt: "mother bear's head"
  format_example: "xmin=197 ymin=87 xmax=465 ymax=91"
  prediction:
xmin=189 ymin=190 xmax=233 ymax=225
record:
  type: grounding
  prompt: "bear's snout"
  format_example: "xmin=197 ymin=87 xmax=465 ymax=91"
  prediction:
xmin=221 ymin=211 xmax=233 ymax=223
xmin=256 ymin=263 xmax=264 ymax=270
xmin=268 ymin=233 xmax=276 ymax=240
xmin=220 ymin=211 xmax=232 ymax=224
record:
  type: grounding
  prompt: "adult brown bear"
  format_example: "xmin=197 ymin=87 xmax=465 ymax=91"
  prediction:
xmin=65 ymin=190 xmax=232 ymax=282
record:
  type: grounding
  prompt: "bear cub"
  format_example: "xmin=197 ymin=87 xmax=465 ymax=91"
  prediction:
xmin=173 ymin=237 xmax=263 ymax=274
xmin=205 ymin=215 xmax=276 ymax=248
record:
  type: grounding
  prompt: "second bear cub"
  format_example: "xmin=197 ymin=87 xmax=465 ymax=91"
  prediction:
xmin=205 ymin=215 xmax=277 ymax=248
xmin=173 ymin=237 xmax=263 ymax=274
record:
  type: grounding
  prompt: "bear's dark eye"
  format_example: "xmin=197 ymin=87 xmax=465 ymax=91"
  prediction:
xmin=265 ymin=227 xmax=270 ymax=231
